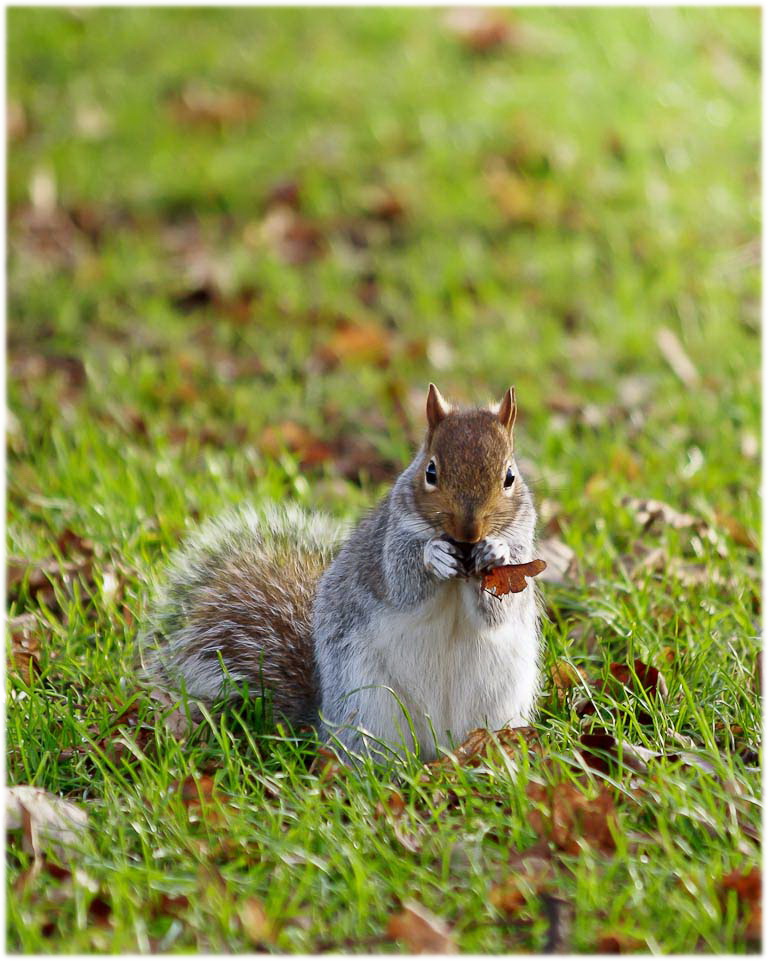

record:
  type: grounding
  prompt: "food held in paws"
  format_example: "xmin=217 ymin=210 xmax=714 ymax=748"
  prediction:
xmin=481 ymin=559 xmax=547 ymax=597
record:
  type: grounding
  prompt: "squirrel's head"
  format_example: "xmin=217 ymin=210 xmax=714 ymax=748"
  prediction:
xmin=413 ymin=383 xmax=522 ymax=544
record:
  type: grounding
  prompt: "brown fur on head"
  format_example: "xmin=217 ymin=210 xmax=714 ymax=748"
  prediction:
xmin=414 ymin=384 xmax=520 ymax=543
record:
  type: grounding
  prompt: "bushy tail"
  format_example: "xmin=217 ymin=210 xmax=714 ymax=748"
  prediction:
xmin=139 ymin=503 xmax=347 ymax=726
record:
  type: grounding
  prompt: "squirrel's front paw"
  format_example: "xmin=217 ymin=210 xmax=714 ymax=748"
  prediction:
xmin=472 ymin=537 xmax=511 ymax=574
xmin=424 ymin=537 xmax=463 ymax=581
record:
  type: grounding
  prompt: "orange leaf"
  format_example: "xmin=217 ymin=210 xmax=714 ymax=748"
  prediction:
xmin=386 ymin=901 xmax=456 ymax=954
xmin=482 ymin=559 xmax=547 ymax=597
xmin=527 ymin=781 xmax=617 ymax=856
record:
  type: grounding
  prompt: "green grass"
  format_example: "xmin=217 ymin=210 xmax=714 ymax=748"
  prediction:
xmin=7 ymin=6 xmax=760 ymax=953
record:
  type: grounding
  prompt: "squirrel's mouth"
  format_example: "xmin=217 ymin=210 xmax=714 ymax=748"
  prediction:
xmin=446 ymin=539 xmax=477 ymax=576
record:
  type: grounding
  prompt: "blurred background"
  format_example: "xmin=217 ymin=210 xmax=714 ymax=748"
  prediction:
xmin=7 ymin=6 xmax=760 ymax=546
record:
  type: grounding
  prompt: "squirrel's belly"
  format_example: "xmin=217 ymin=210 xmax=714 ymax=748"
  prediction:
xmin=363 ymin=582 xmax=539 ymax=758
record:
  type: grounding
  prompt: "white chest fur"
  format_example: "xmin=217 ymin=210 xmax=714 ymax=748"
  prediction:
xmin=349 ymin=579 xmax=540 ymax=760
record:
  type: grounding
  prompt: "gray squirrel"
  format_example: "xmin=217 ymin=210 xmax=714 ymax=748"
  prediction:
xmin=141 ymin=384 xmax=541 ymax=763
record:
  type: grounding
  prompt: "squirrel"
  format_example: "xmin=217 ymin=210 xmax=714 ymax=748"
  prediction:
xmin=140 ymin=384 xmax=541 ymax=763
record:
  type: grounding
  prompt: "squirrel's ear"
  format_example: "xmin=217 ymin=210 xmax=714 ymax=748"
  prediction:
xmin=497 ymin=387 xmax=517 ymax=433
xmin=426 ymin=383 xmax=450 ymax=430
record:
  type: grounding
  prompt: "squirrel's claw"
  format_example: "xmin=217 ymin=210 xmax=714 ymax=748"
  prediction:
xmin=472 ymin=537 xmax=512 ymax=574
xmin=424 ymin=537 xmax=463 ymax=580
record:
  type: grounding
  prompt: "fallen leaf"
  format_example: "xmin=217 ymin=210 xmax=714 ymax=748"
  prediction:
xmin=173 ymin=775 xmax=218 ymax=807
xmin=373 ymin=790 xmax=406 ymax=820
xmin=8 ymin=100 xmax=28 ymax=142
xmin=309 ymin=745 xmax=343 ymax=779
xmin=656 ymin=327 xmax=699 ymax=387
xmin=6 ymin=786 xmax=89 ymax=859
xmin=312 ymin=319 xmax=395 ymax=371
xmin=55 ymin=528 xmax=95 ymax=559
xmin=8 ymin=613 xmax=41 ymax=683
xmin=167 ymin=83 xmax=261 ymax=129
xmin=444 ymin=7 xmax=514 ymax=53
xmin=88 ymin=894 xmax=112 ymax=927
xmin=577 ymin=731 xmax=659 ymax=775
xmin=596 ymin=931 xmax=647 ymax=953
xmin=264 ymin=177 xmax=302 ymax=211
xmin=157 ymin=893 xmax=190 ymax=917
xmin=259 ymin=206 xmax=325 ymax=265
xmin=361 ymin=185 xmax=408 ymax=223
xmin=428 ymin=726 xmax=540 ymax=771
xmin=259 ymin=421 xmax=333 ymax=468
xmin=490 ymin=856 xmax=552 ymax=915
xmin=527 ymin=780 xmax=617 ymax=856
xmin=386 ymin=901 xmax=456 ymax=954
xmin=609 ymin=659 xmax=669 ymax=700
xmin=239 ymin=897 xmax=277 ymax=945
xmin=549 ymin=660 xmax=587 ymax=701
xmin=714 ymin=512 xmax=759 ymax=551
xmin=482 ymin=559 xmax=547 ymax=597
xmin=621 ymin=496 xmax=701 ymax=533
xmin=720 ymin=867 xmax=761 ymax=942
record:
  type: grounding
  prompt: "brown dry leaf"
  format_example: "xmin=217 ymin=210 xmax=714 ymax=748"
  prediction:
xmin=386 ymin=901 xmax=456 ymax=954
xmin=429 ymin=725 xmax=540 ymax=772
xmin=527 ymin=781 xmax=617 ymax=856
xmin=489 ymin=880 xmax=527 ymax=915
xmin=596 ymin=931 xmax=647 ymax=953
xmin=326 ymin=432 xmax=399 ymax=485
xmin=485 ymin=163 xmax=538 ymax=225
xmin=360 ymin=185 xmax=408 ymax=224
xmin=264 ymin=177 xmax=302 ymax=211
xmin=167 ymin=83 xmax=261 ymax=129
xmin=6 ymin=786 xmax=89 ymax=860
xmin=610 ymin=659 xmax=668 ymax=699
xmin=8 ymin=613 xmax=41 ymax=683
xmin=622 ymin=496 xmax=702 ymax=534
xmin=309 ymin=745 xmax=343 ymax=779
xmin=259 ymin=421 xmax=333 ymax=468
xmin=148 ymin=688 xmax=200 ymax=741
xmin=481 ymin=559 xmax=547 ymax=598
xmin=88 ymin=895 xmax=112 ymax=928
xmin=239 ymin=897 xmax=277 ymax=946
xmin=656 ymin=327 xmax=700 ymax=387
xmin=490 ymin=856 xmax=552 ymax=916
xmin=720 ymin=867 xmax=761 ymax=942
xmin=157 ymin=894 xmax=190 ymax=917
xmin=576 ymin=731 xmax=659 ymax=776
xmin=56 ymin=528 xmax=95 ymax=560
xmin=8 ymin=100 xmax=28 ymax=142
xmin=546 ymin=392 xmax=613 ymax=430
xmin=374 ymin=790 xmax=406 ymax=821
xmin=259 ymin=206 xmax=325 ymax=265
xmin=715 ymin=512 xmax=759 ymax=551
xmin=444 ymin=8 xmax=514 ymax=53
xmin=174 ymin=775 xmax=218 ymax=807
xmin=10 ymin=353 xmax=87 ymax=403
xmin=7 ymin=556 xmax=65 ymax=611
xmin=313 ymin=320 xmax=395 ymax=371
xmin=549 ymin=660 xmax=587 ymax=701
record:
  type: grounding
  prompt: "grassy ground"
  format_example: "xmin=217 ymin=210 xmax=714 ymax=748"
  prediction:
xmin=6 ymin=7 xmax=761 ymax=953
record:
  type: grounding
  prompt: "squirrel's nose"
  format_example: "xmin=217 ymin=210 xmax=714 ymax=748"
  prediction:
xmin=456 ymin=519 xmax=482 ymax=543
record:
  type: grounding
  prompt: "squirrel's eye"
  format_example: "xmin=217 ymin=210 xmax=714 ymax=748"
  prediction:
xmin=425 ymin=460 xmax=438 ymax=487
xmin=504 ymin=467 xmax=515 ymax=489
